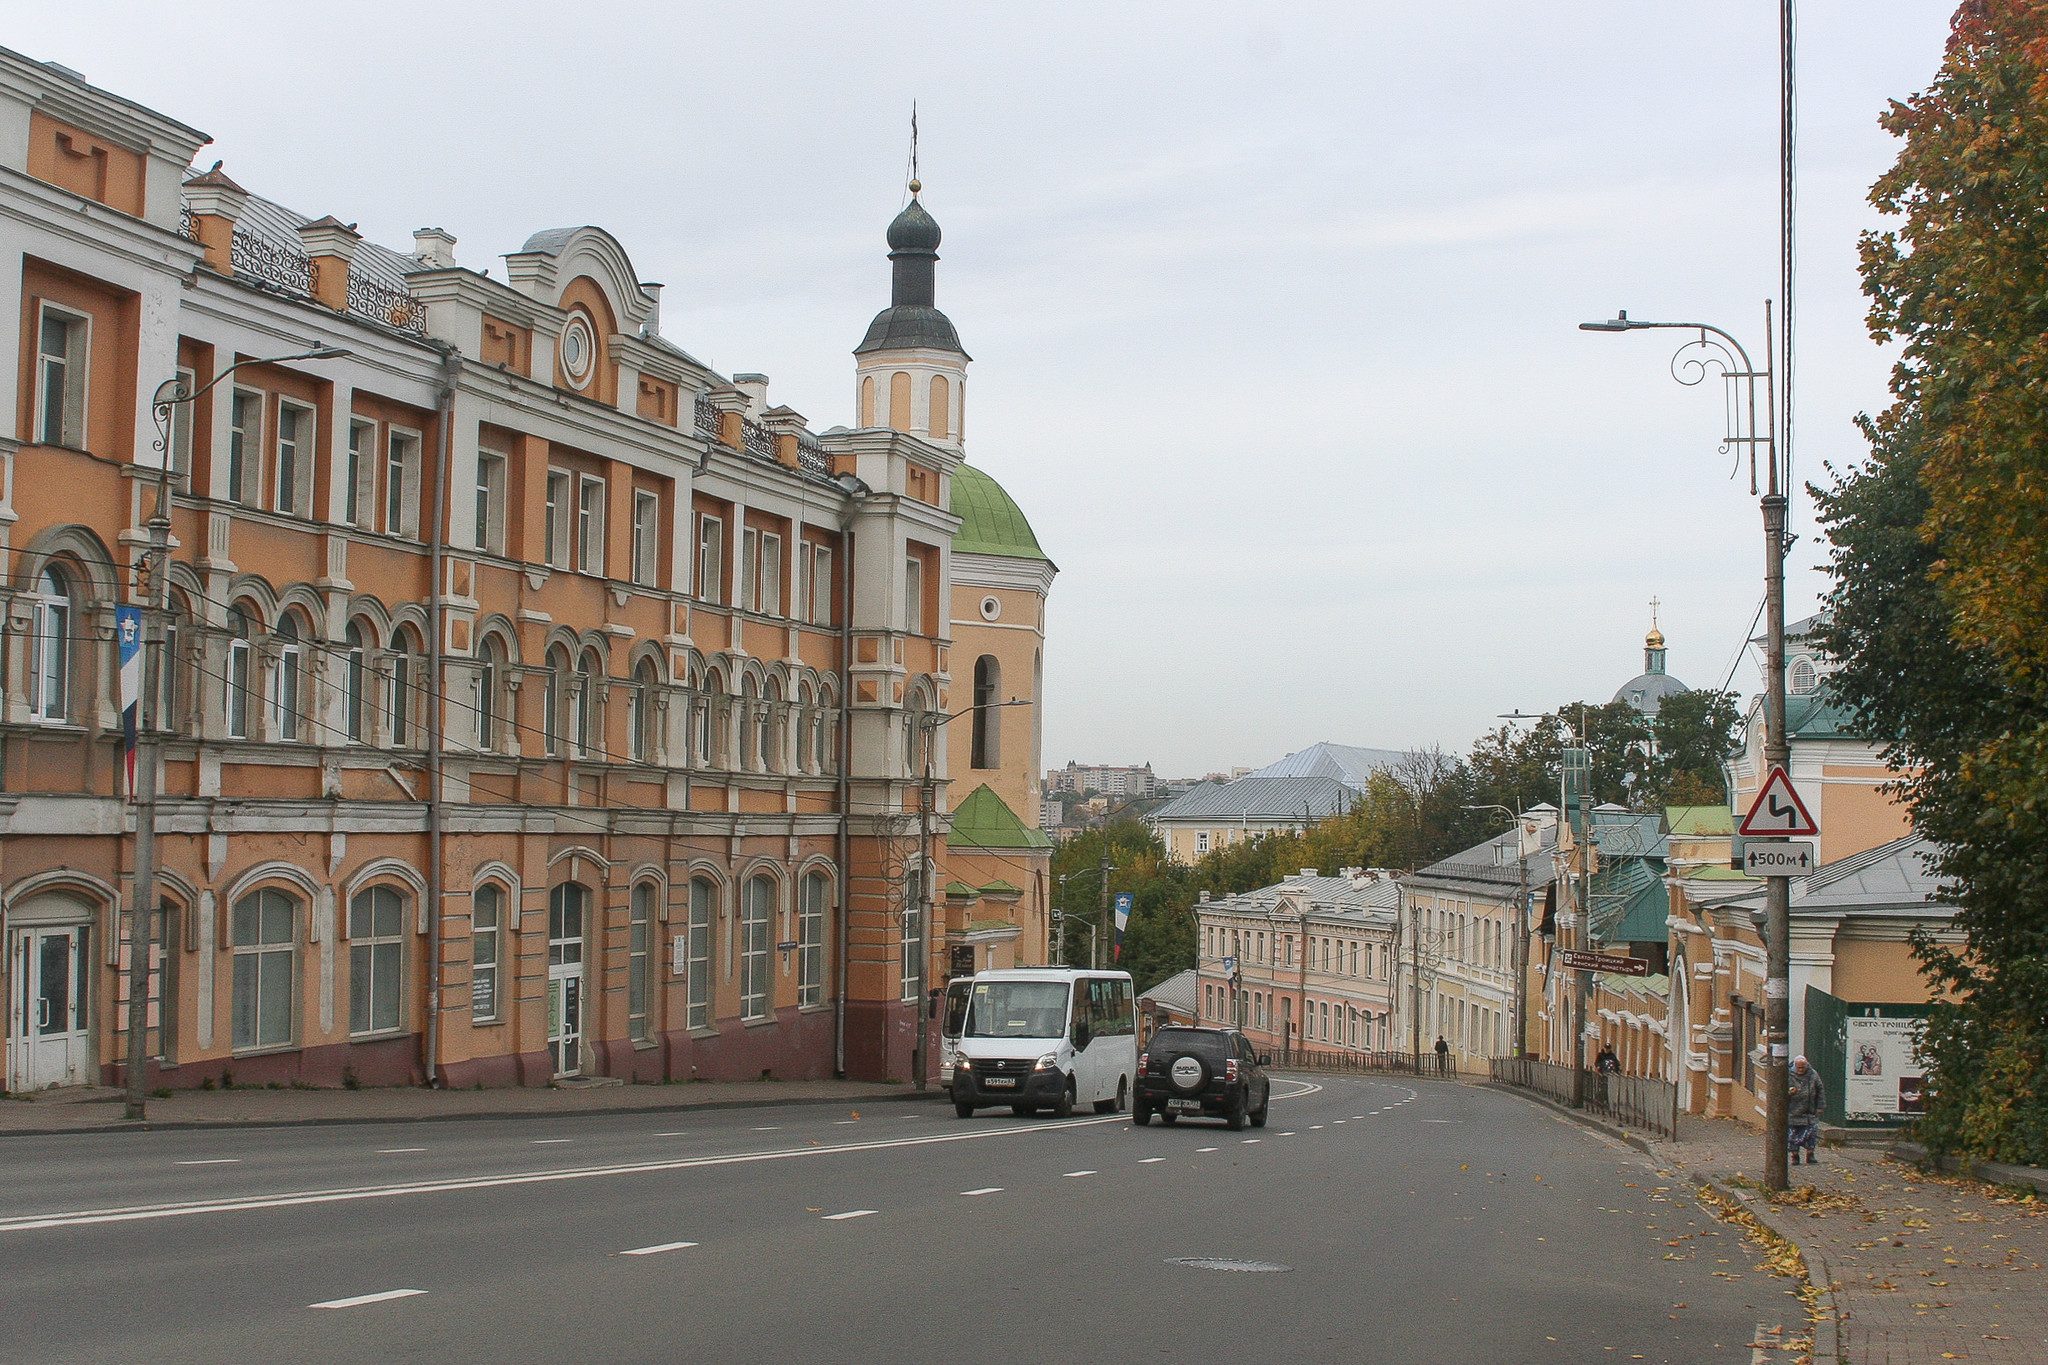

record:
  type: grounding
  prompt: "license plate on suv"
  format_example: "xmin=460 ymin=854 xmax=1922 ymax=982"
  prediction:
xmin=986 ymin=1077 xmax=1016 ymax=1088
xmin=1169 ymin=1100 xmax=1201 ymax=1112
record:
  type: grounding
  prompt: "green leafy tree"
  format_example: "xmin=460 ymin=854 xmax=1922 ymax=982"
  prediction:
xmin=1821 ymin=0 xmax=2048 ymax=1162
xmin=1645 ymin=688 xmax=1742 ymax=810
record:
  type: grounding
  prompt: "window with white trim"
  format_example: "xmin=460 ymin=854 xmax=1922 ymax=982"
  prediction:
xmin=1196 ymin=831 xmax=1210 ymax=856
xmin=224 ymin=607 xmax=253 ymax=739
xmin=273 ymin=614 xmax=304 ymax=741
xmin=740 ymin=527 xmax=759 ymax=612
xmin=475 ymin=449 xmax=507 ymax=554
xmin=799 ymin=871 xmax=827 ymax=1008
xmin=275 ymin=400 xmax=314 ymax=517
xmin=27 ymin=566 xmax=71 ymax=724
xmin=810 ymin=545 xmax=834 ymax=624
xmin=471 ymin=883 xmax=502 ymax=1022
xmin=349 ymin=885 xmax=405 ymax=1036
xmin=740 ymin=874 xmax=773 ymax=1022
xmin=760 ymin=532 xmax=782 ymax=617
xmin=545 ymin=470 xmax=571 ymax=569
xmin=629 ymin=881 xmax=656 ymax=1041
xmin=900 ymin=867 xmax=924 ymax=1003
xmin=697 ymin=516 xmax=724 ymax=604
xmin=687 ymin=877 xmax=714 ymax=1030
xmin=904 ymin=554 xmax=924 ymax=635
xmin=346 ymin=421 xmax=375 ymax=527
xmin=630 ymin=658 xmax=658 ymax=763
xmin=631 ymin=491 xmax=660 ymax=587
xmin=385 ymin=430 xmax=421 ymax=538
xmin=170 ymin=366 xmax=196 ymax=488
xmin=344 ymin=622 xmax=367 ymax=743
xmin=577 ymin=476 xmax=605 ymax=574
xmin=35 ymin=305 xmax=89 ymax=448
xmin=228 ymin=390 xmax=260 ymax=507
xmin=231 ymin=888 xmax=296 ymax=1051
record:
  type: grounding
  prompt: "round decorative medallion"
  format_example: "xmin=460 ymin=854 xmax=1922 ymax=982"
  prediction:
xmin=560 ymin=314 xmax=595 ymax=385
xmin=979 ymin=595 xmax=1002 ymax=622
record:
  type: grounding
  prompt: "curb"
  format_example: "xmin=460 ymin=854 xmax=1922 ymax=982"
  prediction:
xmin=0 ymin=1084 xmax=945 ymax=1139
xmin=1889 ymin=1140 xmax=2048 ymax=1196
xmin=1478 ymin=1081 xmax=1655 ymax=1155
xmin=1708 ymin=1178 xmax=1843 ymax=1365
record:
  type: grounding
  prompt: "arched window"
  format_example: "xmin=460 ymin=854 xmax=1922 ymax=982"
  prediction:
xmin=545 ymin=646 xmax=570 ymax=756
xmin=471 ymin=882 xmax=503 ymax=1022
xmin=740 ymin=874 xmax=773 ymax=1021
xmin=740 ymin=675 xmax=760 ymax=771
xmin=475 ymin=636 xmax=503 ymax=751
xmin=344 ymin=622 xmax=368 ymax=743
xmin=815 ymin=684 xmax=835 ymax=774
xmin=575 ymin=650 xmax=602 ymax=756
xmin=225 ymin=605 xmax=254 ymax=739
xmin=273 ymin=613 xmax=304 ymax=742
xmin=799 ymin=871 xmax=829 ymax=1008
xmin=859 ymin=374 xmax=875 ymax=428
xmin=157 ymin=592 xmax=190 ymax=736
xmin=28 ymin=565 xmax=71 ymax=723
xmin=687 ymin=876 xmax=715 ymax=1029
xmin=629 ymin=881 xmax=657 ymax=1040
xmin=1790 ymin=657 xmax=1818 ymax=695
xmin=794 ymin=682 xmax=815 ymax=774
xmin=231 ymin=888 xmax=297 ymax=1050
xmin=348 ymin=885 xmax=406 ymax=1036
xmin=698 ymin=668 xmax=724 ymax=768
xmin=928 ymin=374 xmax=950 ymax=440
xmin=759 ymin=677 xmax=779 ymax=773
xmin=889 ymin=371 xmax=911 ymax=432
xmin=630 ymin=658 xmax=659 ymax=763
xmin=389 ymin=629 xmax=420 ymax=748
xmin=971 ymin=655 xmax=1001 ymax=769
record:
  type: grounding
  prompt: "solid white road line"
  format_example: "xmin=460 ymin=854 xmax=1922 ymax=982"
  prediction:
xmin=309 ymin=1290 xmax=426 ymax=1309
xmin=959 ymin=1187 xmax=1003 ymax=1196
xmin=0 ymin=1113 xmax=1129 ymax=1234
xmin=618 ymin=1241 xmax=698 ymax=1255
xmin=174 ymin=1159 xmax=241 ymax=1166
xmin=1062 ymin=1170 xmax=1096 ymax=1178
xmin=822 ymin=1210 xmax=876 ymax=1220
xmin=375 ymin=1149 xmax=427 ymax=1155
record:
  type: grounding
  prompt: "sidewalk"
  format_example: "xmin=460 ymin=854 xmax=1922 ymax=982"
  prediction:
xmin=1648 ymin=1114 xmax=2047 ymax=1365
xmin=0 ymin=1077 xmax=937 ymax=1137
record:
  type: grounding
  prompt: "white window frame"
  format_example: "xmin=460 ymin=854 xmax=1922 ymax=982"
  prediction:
xmin=904 ymin=554 xmax=924 ymax=635
xmin=900 ymin=868 xmax=924 ymax=1003
xmin=224 ymin=613 xmax=253 ymax=739
xmin=810 ymin=545 xmax=833 ymax=625
xmin=545 ymin=469 xmax=572 ymax=569
xmin=740 ymin=527 xmax=759 ymax=612
xmin=345 ymin=420 xmax=376 ymax=527
xmin=576 ymin=475 xmax=606 ymax=575
xmin=475 ymin=449 xmax=508 ymax=554
xmin=687 ymin=877 xmax=714 ymax=1031
xmin=385 ymin=428 xmax=422 ymax=538
xmin=631 ymin=490 xmax=659 ymax=586
xmin=228 ymin=388 xmax=262 ymax=507
xmin=274 ymin=399 xmax=315 ymax=518
xmin=348 ymin=885 xmax=406 ymax=1037
xmin=471 ymin=883 xmax=503 ymax=1023
xmin=741 ymin=875 xmax=773 ymax=1022
xmin=760 ymin=532 xmax=782 ymax=618
xmin=696 ymin=515 xmax=724 ymax=604
xmin=272 ymin=616 xmax=304 ymax=742
xmin=34 ymin=302 xmax=89 ymax=449
xmin=629 ymin=882 xmax=655 ymax=1041
xmin=799 ymin=872 xmax=827 ymax=1008
xmin=27 ymin=567 xmax=71 ymax=724
xmin=231 ymin=889 xmax=297 ymax=1052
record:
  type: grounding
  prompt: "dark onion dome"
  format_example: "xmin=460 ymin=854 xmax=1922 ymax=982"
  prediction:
xmin=855 ymin=193 xmax=968 ymax=357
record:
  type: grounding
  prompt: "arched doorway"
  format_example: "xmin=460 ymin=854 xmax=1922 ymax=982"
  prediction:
xmin=548 ymin=884 xmax=588 ymax=1076
xmin=7 ymin=891 xmax=96 ymax=1090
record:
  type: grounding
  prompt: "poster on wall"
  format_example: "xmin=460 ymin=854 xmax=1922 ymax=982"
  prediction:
xmin=1843 ymin=1015 xmax=1927 ymax=1119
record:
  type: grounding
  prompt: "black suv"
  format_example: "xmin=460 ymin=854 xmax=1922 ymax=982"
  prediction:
xmin=1133 ymin=1026 xmax=1270 ymax=1131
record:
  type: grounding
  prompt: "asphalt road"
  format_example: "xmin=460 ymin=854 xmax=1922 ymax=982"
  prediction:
xmin=0 ymin=1076 xmax=1800 ymax=1364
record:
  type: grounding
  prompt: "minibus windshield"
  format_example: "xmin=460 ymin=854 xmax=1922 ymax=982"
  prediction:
xmin=964 ymin=981 xmax=1071 ymax=1039
xmin=942 ymin=981 xmax=972 ymax=1039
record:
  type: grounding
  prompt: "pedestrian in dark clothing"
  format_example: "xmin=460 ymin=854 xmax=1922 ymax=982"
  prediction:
xmin=1434 ymin=1035 xmax=1450 ymax=1074
xmin=1787 ymin=1055 xmax=1824 ymax=1164
xmin=1595 ymin=1044 xmax=1620 ymax=1075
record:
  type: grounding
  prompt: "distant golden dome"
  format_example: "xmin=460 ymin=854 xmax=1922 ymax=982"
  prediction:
xmin=1646 ymin=626 xmax=1666 ymax=649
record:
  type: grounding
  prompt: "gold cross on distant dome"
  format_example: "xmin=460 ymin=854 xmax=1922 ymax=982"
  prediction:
xmin=1649 ymin=596 xmax=1660 ymax=629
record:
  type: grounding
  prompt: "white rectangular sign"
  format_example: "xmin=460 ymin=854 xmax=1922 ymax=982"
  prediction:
xmin=1744 ymin=840 xmax=1817 ymax=877
xmin=1844 ymin=1015 xmax=1927 ymax=1119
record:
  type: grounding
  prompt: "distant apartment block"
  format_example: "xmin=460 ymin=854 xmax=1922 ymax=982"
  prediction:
xmin=1046 ymin=761 xmax=1156 ymax=799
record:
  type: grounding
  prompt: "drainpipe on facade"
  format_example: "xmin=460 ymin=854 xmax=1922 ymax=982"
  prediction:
xmin=423 ymin=345 xmax=459 ymax=1088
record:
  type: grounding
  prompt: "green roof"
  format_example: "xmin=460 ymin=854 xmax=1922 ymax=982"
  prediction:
xmin=1667 ymin=805 xmax=1734 ymax=837
xmin=1786 ymin=688 xmax=1864 ymax=740
xmin=950 ymin=464 xmax=1050 ymax=562
xmin=947 ymin=784 xmax=1053 ymax=850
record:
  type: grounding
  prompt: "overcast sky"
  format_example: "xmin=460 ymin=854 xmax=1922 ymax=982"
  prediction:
xmin=17 ymin=3 xmax=1955 ymax=775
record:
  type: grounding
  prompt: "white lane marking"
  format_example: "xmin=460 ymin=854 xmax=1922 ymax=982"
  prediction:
xmin=654 ymin=1132 xmax=688 ymax=1137
xmin=822 ymin=1210 xmax=877 ymax=1220
xmin=1278 ymin=1131 xmax=1297 ymax=1136
xmin=1333 ymin=1120 xmax=1346 ymax=1125
xmin=751 ymin=1127 xmax=781 ymax=1132
xmin=1241 ymin=1139 xmax=1261 ymax=1144
xmin=618 ymin=1241 xmax=697 ymax=1256
xmin=175 ymin=1159 xmax=241 ymax=1166
xmin=1062 ymin=1170 xmax=1096 ymax=1178
xmin=310 ymin=1289 xmax=426 ymax=1309
xmin=531 ymin=1139 xmax=573 ymax=1145
xmin=1266 ymin=1079 xmax=1323 ymax=1100
xmin=833 ymin=1120 xmax=860 ymax=1125
xmin=1420 ymin=1119 xmax=1459 ymax=1124
xmin=1309 ymin=1125 xmax=1324 ymax=1130
xmin=960 ymin=1187 xmax=1003 ymax=1196
xmin=1139 ymin=1158 xmax=1165 ymax=1164
xmin=0 ymin=1113 xmax=1128 ymax=1234
xmin=1196 ymin=1147 xmax=1218 ymax=1153
xmin=375 ymin=1148 xmax=427 ymax=1155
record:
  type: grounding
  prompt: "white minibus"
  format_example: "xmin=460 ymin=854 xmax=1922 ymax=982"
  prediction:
xmin=948 ymin=968 xmax=1137 ymax=1119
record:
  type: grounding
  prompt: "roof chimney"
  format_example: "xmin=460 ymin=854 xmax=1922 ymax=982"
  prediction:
xmin=639 ymin=282 xmax=662 ymax=337
xmin=733 ymin=373 xmax=769 ymax=417
xmin=411 ymin=227 xmax=458 ymax=270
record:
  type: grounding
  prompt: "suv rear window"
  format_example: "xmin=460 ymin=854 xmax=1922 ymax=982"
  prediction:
xmin=1151 ymin=1028 xmax=1229 ymax=1061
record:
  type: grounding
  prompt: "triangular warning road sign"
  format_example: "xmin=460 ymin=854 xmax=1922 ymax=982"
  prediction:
xmin=1738 ymin=765 xmax=1820 ymax=838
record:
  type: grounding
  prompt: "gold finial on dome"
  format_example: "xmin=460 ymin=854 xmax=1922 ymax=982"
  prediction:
xmin=908 ymin=178 xmax=920 ymax=195
xmin=1646 ymin=596 xmax=1664 ymax=648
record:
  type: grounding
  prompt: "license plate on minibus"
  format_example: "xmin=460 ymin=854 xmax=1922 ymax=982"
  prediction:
xmin=986 ymin=1077 xmax=1016 ymax=1088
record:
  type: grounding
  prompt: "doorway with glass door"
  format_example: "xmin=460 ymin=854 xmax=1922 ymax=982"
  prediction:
xmin=548 ymin=885 xmax=586 ymax=1077
xmin=9 ymin=923 xmax=91 ymax=1091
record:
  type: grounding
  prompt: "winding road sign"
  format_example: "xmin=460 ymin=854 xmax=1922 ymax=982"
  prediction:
xmin=1738 ymin=765 xmax=1819 ymax=838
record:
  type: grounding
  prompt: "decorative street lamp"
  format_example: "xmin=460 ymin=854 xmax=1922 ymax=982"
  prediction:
xmin=1578 ymin=306 xmax=1793 ymax=1192
xmin=122 ymin=347 xmax=350 ymax=1122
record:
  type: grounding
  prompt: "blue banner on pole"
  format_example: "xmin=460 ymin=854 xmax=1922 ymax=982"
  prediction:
xmin=1113 ymin=892 xmax=1133 ymax=961
xmin=116 ymin=606 xmax=142 ymax=796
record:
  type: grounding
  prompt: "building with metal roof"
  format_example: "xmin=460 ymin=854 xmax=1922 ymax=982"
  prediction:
xmin=1148 ymin=741 xmax=1403 ymax=863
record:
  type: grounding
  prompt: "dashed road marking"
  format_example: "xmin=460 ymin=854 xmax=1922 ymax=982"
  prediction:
xmin=960 ymin=1187 xmax=1002 ymax=1196
xmin=618 ymin=1241 xmax=697 ymax=1256
xmin=1279 ymin=1132 xmax=1297 ymax=1136
xmin=751 ymin=1127 xmax=781 ymax=1132
xmin=310 ymin=1290 xmax=425 ymax=1309
xmin=531 ymin=1139 xmax=573 ymax=1145
xmin=822 ymin=1210 xmax=877 ymax=1220
xmin=175 ymin=1159 xmax=240 ymax=1166
xmin=1241 ymin=1139 xmax=1261 ymax=1144
xmin=1196 ymin=1147 xmax=1218 ymax=1153
xmin=376 ymin=1148 xmax=426 ymax=1155
xmin=1062 ymin=1170 xmax=1096 ymax=1178
xmin=1139 ymin=1158 xmax=1165 ymax=1164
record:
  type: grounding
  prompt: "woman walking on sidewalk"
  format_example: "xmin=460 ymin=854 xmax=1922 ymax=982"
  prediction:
xmin=1787 ymin=1054 xmax=1824 ymax=1164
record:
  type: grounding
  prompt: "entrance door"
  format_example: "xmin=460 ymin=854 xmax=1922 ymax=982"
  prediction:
xmin=547 ymin=885 xmax=586 ymax=1076
xmin=11 ymin=926 xmax=90 ymax=1090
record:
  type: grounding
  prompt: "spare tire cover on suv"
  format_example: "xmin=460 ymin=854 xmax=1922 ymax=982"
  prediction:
xmin=1154 ymin=1028 xmax=1228 ymax=1094
xmin=1168 ymin=1054 xmax=1208 ymax=1092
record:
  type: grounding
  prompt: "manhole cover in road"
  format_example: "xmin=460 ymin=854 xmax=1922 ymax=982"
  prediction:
xmin=1165 ymin=1257 xmax=1292 ymax=1273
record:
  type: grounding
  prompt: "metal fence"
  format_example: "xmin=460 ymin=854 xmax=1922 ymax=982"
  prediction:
xmin=1274 ymin=1047 xmax=1461 ymax=1080
xmin=1490 ymin=1055 xmax=1680 ymax=1140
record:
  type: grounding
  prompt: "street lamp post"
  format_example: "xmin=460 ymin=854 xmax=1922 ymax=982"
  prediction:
xmin=127 ymin=347 xmax=350 ymax=1122
xmin=913 ymin=697 xmax=1031 ymax=1091
xmin=1579 ymin=306 xmax=1791 ymax=1192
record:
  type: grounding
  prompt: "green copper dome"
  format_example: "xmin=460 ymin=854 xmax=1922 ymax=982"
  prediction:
xmin=950 ymin=464 xmax=1049 ymax=562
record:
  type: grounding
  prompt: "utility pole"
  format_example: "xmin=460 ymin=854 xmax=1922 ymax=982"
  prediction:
xmin=1407 ymin=884 xmax=1422 ymax=1075
xmin=1096 ymin=847 xmax=1110 ymax=971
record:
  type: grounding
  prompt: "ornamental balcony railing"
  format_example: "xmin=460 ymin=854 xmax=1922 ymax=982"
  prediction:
xmin=225 ymin=226 xmax=429 ymax=336
xmin=795 ymin=431 xmax=832 ymax=477
xmin=740 ymin=417 xmax=774 ymax=463
xmin=693 ymin=394 xmax=719 ymax=438
xmin=346 ymin=272 xmax=429 ymax=337
xmin=231 ymin=228 xmax=314 ymax=295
